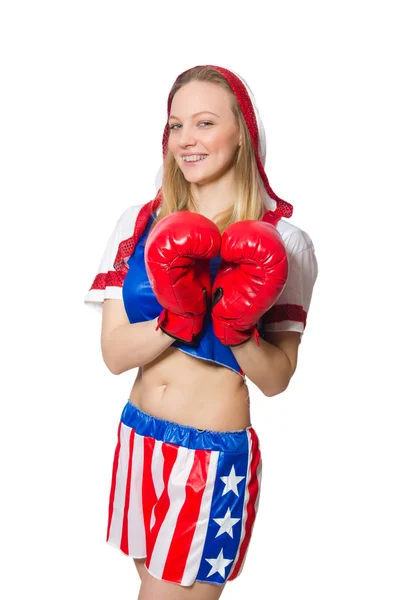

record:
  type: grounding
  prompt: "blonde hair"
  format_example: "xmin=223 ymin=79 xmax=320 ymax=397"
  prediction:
xmin=146 ymin=66 xmax=267 ymax=241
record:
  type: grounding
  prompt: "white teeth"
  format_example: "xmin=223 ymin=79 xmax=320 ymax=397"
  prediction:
xmin=183 ymin=155 xmax=208 ymax=162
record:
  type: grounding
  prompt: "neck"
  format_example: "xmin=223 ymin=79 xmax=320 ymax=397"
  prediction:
xmin=189 ymin=168 xmax=238 ymax=220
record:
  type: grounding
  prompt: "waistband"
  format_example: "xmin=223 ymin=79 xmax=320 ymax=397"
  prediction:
xmin=120 ymin=400 xmax=253 ymax=453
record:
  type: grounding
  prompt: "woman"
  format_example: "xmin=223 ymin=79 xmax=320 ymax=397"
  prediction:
xmin=84 ymin=65 xmax=318 ymax=600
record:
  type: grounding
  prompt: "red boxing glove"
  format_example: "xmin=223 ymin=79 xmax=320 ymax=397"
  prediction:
xmin=144 ymin=211 xmax=222 ymax=344
xmin=211 ymin=221 xmax=288 ymax=347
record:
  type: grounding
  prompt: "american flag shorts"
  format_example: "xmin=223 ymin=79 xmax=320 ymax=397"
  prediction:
xmin=106 ymin=400 xmax=262 ymax=587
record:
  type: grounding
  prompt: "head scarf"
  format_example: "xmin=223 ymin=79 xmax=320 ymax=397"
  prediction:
xmin=154 ymin=64 xmax=293 ymax=226
xmin=114 ymin=65 xmax=294 ymax=276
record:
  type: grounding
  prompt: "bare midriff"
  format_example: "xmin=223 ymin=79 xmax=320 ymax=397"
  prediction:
xmin=128 ymin=346 xmax=251 ymax=432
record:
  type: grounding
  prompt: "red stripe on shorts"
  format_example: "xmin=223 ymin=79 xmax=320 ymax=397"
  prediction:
xmin=229 ymin=428 xmax=261 ymax=579
xmin=146 ymin=442 xmax=179 ymax=567
xmin=120 ymin=428 xmax=136 ymax=554
xmin=162 ymin=449 xmax=211 ymax=583
xmin=106 ymin=420 xmax=122 ymax=542
xmin=142 ymin=436 xmax=157 ymax=553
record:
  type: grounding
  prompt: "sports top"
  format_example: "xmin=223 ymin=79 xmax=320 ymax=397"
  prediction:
xmin=84 ymin=199 xmax=318 ymax=381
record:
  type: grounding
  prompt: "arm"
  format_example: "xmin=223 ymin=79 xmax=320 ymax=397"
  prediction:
xmin=83 ymin=205 xmax=174 ymax=373
xmin=234 ymin=235 xmax=318 ymax=395
xmin=231 ymin=331 xmax=301 ymax=396
xmin=101 ymin=299 xmax=174 ymax=375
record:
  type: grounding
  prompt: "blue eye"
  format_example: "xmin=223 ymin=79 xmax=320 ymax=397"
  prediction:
xmin=168 ymin=121 xmax=213 ymax=131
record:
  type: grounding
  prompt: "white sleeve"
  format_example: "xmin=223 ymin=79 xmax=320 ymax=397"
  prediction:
xmin=257 ymin=229 xmax=319 ymax=339
xmin=83 ymin=205 xmax=139 ymax=314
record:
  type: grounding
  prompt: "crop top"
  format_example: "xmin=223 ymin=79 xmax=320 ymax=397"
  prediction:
xmin=84 ymin=201 xmax=319 ymax=382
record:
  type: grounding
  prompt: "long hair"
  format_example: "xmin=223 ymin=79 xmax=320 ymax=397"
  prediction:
xmin=144 ymin=66 xmax=267 ymax=242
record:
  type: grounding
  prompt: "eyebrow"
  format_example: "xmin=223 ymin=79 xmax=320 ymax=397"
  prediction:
xmin=168 ymin=111 xmax=220 ymax=120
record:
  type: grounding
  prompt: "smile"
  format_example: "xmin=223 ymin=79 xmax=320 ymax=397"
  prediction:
xmin=183 ymin=155 xmax=209 ymax=163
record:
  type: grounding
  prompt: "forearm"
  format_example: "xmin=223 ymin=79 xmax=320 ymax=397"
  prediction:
xmin=231 ymin=335 xmax=293 ymax=396
xmin=103 ymin=317 xmax=175 ymax=375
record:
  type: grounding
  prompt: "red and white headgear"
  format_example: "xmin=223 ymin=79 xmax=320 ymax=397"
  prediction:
xmin=154 ymin=65 xmax=293 ymax=226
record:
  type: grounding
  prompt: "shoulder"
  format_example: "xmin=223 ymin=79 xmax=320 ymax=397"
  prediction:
xmin=258 ymin=217 xmax=319 ymax=337
xmin=83 ymin=201 xmax=150 ymax=313
xmin=115 ymin=202 xmax=146 ymax=237
xmin=275 ymin=218 xmax=316 ymax=254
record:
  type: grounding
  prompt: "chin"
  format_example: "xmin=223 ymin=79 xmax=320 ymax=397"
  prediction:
xmin=184 ymin=175 xmax=213 ymax=186
xmin=182 ymin=168 xmax=221 ymax=185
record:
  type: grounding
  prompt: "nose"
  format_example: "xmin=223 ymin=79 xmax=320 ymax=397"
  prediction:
xmin=178 ymin=125 xmax=197 ymax=148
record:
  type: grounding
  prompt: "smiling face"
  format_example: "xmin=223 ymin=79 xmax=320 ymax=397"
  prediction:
xmin=167 ymin=80 xmax=241 ymax=186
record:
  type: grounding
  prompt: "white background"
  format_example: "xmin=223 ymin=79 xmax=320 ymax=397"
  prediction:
xmin=1 ymin=1 xmax=396 ymax=598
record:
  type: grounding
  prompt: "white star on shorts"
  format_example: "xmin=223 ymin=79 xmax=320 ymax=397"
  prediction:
xmin=220 ymin=464 xmax=245 ymax=496
xmin=205 ymin=548 xmax=234 ymax=579
xmin=213 ymin=507 xmax=241 ymax=538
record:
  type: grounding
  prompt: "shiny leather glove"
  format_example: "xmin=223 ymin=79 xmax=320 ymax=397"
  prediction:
xmin=211 ymin=220 xmax=288 ymax=347
xmin=144 ymin=211 xmax=222 ymax=344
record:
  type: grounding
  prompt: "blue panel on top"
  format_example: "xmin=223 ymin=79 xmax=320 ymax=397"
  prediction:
xmin=122 ymin=214 xmax=243 ymax=377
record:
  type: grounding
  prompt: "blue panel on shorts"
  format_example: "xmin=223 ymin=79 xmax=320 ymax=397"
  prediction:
xmin=196 ymin=448 xmax=249 ymax=583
